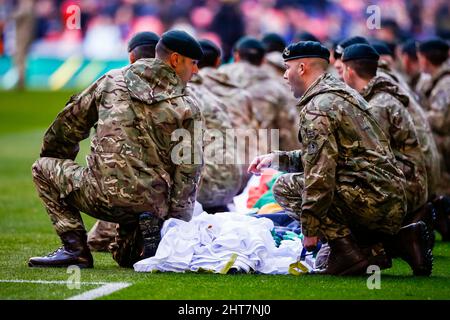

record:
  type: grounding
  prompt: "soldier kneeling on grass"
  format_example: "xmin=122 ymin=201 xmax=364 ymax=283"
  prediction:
xmin=248 ymin=41 xmax=433 ymax=276
xmin=86 ymin=31 xmax=160 ymax=252
xmin=28 ymin=30 xmax=205 ymax=268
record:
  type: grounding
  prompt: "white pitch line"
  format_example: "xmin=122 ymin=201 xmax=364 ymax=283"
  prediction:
xmin=0 ymin=279 xmax=132 ymax=300
xmin=66 ymin=282 xmax=131 ymax=300
xmin=0 ymin=279 xmax=107 ymax=285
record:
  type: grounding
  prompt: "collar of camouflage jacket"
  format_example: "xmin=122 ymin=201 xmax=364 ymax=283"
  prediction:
xmin=297 ymin=72 xmax=364 ymax=109
xmin=225 ymin=61 xmax=271 ymax=88
xmin=361 ymin=75 xmax=410 ymax=107
xmin=200 ymin=67 xmax=240 ymax=88
xmin=427 ymin=62 xmax=450 ymax=96
xmin=378 ymin=60 xmax=390 ymax=71
xmin=377 ymin=60 xmax=402 ymax=84
xmin=189 ymin=73 xmax=203 ymax=85
xmin=123 ymin=58 xmax=186 ymax=105
xmin=265 ymin=51 xmax=285 ymax=70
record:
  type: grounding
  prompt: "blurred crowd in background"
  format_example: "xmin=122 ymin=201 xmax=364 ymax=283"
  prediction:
xmin=1 ymin=0 xmax=450 ymax=62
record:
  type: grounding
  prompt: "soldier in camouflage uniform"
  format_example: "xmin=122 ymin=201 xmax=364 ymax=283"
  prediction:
xmin=219 ymin=37 xmax=298 ymax=152
xmin=369 ymin=40 xmax=443 ymax=242
xmin=28 ymin=30 xmax=205 ymax=268
xmin=361 ymin=38 xmax=442 ymax=204
xmin=249 ymin=41 xmax=432 ymax=276
xmin=333 ymin=36 xmax=370 ymax=80
xmin=261 ymin=33 xmax=302 ymax=152
xmin=341 ymin=44 xmax=428 ymax=216
xmin=86 ymin=31 xmax=162 ymax=252
xmin=398 ymin=40 xmax=431 ymax=109
xmin=418 ymin=39 xmax=450 ymax=187
xmin=198 ymin=40 xmax=257 ymax=190
xmin=418 ymin=39 xmax=450 ymax=240
xmin=187 ymin=72 xmax=243 ymax=212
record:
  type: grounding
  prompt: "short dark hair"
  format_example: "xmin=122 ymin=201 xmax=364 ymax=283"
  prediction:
xmin=131 ymin=44 xmax=156 ymax=60
xmin=401 ymin=39 xmax=418 ymax=60
xmin=155 ymin=41 xmax=174 ymax=61
xmin=345 ymin=59 xmax=378 ymax=79
xmin=419 ymin=39 xmax=449 ymax=66
xmin=421 ymin=49 xmax=448 ymax=66
xmin=198 ymin=39 xmax=221 ymax=68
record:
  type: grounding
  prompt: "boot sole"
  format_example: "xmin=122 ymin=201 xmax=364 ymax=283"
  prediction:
xmin=28 ymin=261 xmax=93 ymax=268
xmin=412 ymin=222 xmax=433 ymax=276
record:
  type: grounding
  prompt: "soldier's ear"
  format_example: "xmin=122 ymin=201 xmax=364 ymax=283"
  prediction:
xmin=347 ymin=65 xmax=355 ymax=78
xmin=169 ymin=52 xmax=180 ymax=68
xmin=214 ymin=56 xmax=221 ymax=68
xmin=129 ymin=51 xmax=136 ymax=64
xmin=233 ymin=52 xmax=240 ymax=62
xmin=297 ymin=62 xmax=305 ymax=76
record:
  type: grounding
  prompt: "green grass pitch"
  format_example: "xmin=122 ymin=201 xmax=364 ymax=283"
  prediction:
xmin=1 ymin=90 xmax=450 ymax=300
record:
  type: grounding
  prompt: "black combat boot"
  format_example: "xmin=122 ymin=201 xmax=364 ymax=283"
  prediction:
xmin=384 ymin=221 xmax=433 ymax=276
xmin=403 ymin=202 xmax=436 ymax=248
xmin=432 ymin=195 xmax=450 ymax=242
xmin=362 ymin=242 xmax=392 ymax=270
xmin=28 ymin=230 xmax=93 ymax=268
xmin=318 ymin=235 xmax=369 ymax=276
xmin=139 ymin=212 xmax=163 ymax=259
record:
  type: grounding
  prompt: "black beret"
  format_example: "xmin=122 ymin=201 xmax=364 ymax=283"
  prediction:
xmin=199 ymin=39 xmax=221 ymax=57
xmin=401 ymin=39 xmax=417 ymax=58
xmin=342 ymin=44 xmax=380 ymax=62
xmin=235 ymin=36 xmax=265 ymax=53
xmin=282 ymin=41 xmax=330 ymax=62
xmin=294 ymin=31 xmax=319 ymax=43
xmin=261 ymin=33 xmax=286 ymax=52
xmin=160 ymin=29 xmax=203 ymax=60
xmin=418 ymin=38 xmax=449 ymax=54
xmin=371 ymin=40 xmax=393 ymax=57
xmin=128 ymin=31 xmax=160 ymax=52
xmin=335 ymin=36 xmax=369 ymax=55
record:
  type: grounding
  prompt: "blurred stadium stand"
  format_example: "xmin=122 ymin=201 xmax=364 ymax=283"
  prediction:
xmin=0 ymin=0 xmax=449 ymax=90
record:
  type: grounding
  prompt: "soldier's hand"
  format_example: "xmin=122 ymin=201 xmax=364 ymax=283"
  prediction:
xmin=303 ymin=236 xmax=319 ymax=252
xmin=247 ymin=154 xmax=274 ymax=175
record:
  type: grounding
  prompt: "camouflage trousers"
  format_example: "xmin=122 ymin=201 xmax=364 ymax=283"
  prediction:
xmin=87 ymin=220 xmax=117 ymax=252
xmin=272 ymin=172 xmax=406 ymax=243
xmin=32 ymin=157 xmax=143 ymax=267
xmin=272 ymin=173 xmax=351 ymax=241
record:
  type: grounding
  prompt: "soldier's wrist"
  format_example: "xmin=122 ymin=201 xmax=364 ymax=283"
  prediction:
xmin=302 ymin=227 xmax=319 ymax=238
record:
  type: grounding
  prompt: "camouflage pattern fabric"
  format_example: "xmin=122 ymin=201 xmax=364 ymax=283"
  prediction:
xmin=87 ymin=220 xmax=117 ymax=251
xmin=200 ymin=67 xmax=256 ymax=131
xmin=187 ymin=73 xmax=243 ymax=208
xmin=199 ymin=67 xmax=256 ymax=188
xmin=218 ymin=61 xmax=299 ymax=152
xmin=32 ymin=58 xmax=204 ymax=266
xmin=271 ymin=73 xmax=407 ymax=241
xmin=424 ymin=63 xmax=450 ymax=195
xmin=410 ymin=73 xmax=431 ymax=109
xmin=378 ymin=60 xmax=411 ymax=96
xmin=378 ymin=66 xmax=441 ymax=199
xmin=361 ymin=75 xmax=428 ymax=212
